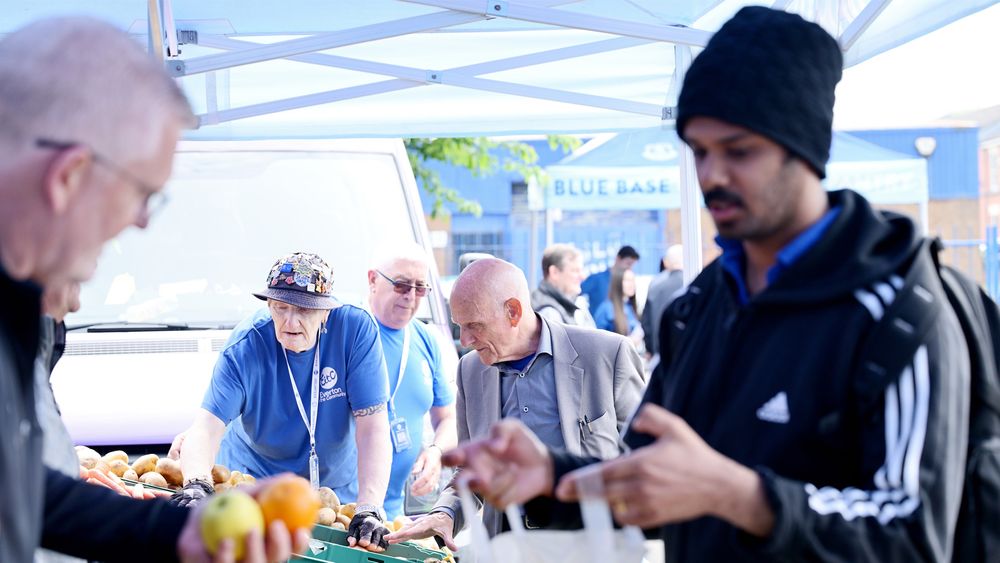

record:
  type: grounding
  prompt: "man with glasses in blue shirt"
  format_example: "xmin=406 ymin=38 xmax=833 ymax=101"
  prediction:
xmin=365 ymin=244 xmax=457 ymax=521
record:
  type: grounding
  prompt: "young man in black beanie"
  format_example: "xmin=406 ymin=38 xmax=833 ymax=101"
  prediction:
xmin=431 ymin=6 xmax=972 ymax=562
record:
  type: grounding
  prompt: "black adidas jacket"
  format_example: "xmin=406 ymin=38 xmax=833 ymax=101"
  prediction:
xmin=529 ymin=190 xmax=971 ymax=562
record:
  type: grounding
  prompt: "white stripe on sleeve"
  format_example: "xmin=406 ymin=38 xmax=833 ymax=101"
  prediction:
xmin=805 ymin=344 xmax=930 ymax=524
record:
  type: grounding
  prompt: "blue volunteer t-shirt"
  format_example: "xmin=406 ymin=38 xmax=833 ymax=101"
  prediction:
xmin=378 ymin=319 xmax=455 ymax=518
xmin=203 ymin=305 xmax=389 ymax=502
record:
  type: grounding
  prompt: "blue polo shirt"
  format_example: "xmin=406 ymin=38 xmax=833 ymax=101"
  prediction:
xmin=203 ymin=305 xmax=389 ymax=502
xmin=718 ymin=206 xmax=842 ymax=305
xmin=378 ymin=319 xmax=455 ymax=518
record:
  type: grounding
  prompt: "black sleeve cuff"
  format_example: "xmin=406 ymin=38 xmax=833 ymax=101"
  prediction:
xmin=522 ymin=449 xmax=602 ymax=530
xmin=729 ymin=466 xmax=796 ymax=557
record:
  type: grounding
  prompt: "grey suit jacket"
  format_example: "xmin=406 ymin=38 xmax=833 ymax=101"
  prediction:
xmin=434 ymin=316 xmax=646 ymax=537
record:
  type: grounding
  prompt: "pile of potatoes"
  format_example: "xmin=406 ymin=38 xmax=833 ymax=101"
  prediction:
xmin=210 ymin=465 xmax=257 ymax=493
xmin=75 ymin=446 xmax=254 ymax=493
xmin=313 ymin=486 xmax=413 ymax=535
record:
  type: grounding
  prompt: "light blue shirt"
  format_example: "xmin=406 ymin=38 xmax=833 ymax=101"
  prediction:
xmin=203 ymin=305 xmax=389 ymax=502
xmin=378 ymin=319 xmax=455 ymax=519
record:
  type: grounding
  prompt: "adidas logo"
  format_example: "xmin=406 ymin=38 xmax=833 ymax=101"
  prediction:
xmin=756 ymin=392 xmax=790 ymax=424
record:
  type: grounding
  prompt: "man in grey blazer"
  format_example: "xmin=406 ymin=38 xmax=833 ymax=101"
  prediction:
xmin=386 ymin=258 xmax=646 ymax=549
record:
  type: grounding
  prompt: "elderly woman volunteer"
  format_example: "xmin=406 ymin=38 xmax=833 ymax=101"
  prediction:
xmin=171 ymin=252 xmax=394 ymax=551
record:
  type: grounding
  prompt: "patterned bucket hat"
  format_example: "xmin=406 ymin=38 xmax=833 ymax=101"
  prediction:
xmin=252 ymin=252 xmax=339 ymax=310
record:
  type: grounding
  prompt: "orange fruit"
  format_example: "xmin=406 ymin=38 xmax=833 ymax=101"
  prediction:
xmin=256 ymin=475 xmax=321 ymax=532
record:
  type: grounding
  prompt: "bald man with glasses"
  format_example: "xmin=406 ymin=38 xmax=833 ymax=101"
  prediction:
xmin=366 ymin=243 xmax=457 ymax=521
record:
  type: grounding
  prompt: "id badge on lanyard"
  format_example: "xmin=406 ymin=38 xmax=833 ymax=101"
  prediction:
xmin=284 ymin=331 xmax=322 ymax=489
xmin=388 ymin=326 xmax=412 ymax=454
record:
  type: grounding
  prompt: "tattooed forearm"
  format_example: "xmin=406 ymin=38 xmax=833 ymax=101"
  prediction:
xmin=353 ymin=403 xmax=387 ymax=417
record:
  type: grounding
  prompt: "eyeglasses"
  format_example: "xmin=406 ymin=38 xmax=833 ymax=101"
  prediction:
xmin=35 ymin=138 xmax=168 ymax=220
xmin=377 ymin=270 xmax=431 ymax=297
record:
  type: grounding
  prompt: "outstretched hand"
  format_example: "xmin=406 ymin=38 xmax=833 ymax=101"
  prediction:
xmin=441 ymin=419 xmax=554 ymax=509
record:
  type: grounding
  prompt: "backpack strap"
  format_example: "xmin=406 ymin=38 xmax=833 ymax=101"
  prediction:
xmin=937 ymin=258 xmax=1000 ymax=417
xmin=851 ymin=238 xmax=945 ymax=413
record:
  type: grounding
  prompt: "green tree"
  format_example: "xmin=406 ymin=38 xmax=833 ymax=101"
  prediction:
xmin=405 ymin=136 xmax=580 ymax=218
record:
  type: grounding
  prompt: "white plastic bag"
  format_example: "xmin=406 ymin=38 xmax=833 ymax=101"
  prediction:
xmin=456 ymin=465 xmax=647 ymax=563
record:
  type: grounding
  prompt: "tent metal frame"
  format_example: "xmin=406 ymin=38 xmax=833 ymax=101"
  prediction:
xmin=148 ymin=0 xmax=896 ymax=277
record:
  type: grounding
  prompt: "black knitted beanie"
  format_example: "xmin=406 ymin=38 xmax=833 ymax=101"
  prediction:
xmin=676 ymin=7 xmax=843 ymax=178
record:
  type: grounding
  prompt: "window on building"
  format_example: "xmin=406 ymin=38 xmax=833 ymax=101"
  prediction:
xmin=452 ymin=231 xmax=507 ymax=271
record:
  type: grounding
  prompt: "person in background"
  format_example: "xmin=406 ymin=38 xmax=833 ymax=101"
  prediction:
xmin=0 ymin=16 xmax=304 ymax=562
xmin=531 ymin=243 xmax=595 ymax=328
xmin=641 ymin=244 xmax=684 ymax=357
xmin=594 ymin=267 xmax=642 ymax=350
xmin=580 ymin=245 xmax=639 ymax=316
xmin=366 ymin=243 xmax=457 ymax=520
xmin=170 ymin=252 xmax=393 ymax=552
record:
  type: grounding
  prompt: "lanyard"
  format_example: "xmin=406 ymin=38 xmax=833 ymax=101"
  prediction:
xmin=388 ymin=325 xmax=410 ymax=415
xmin=283 ymin=329 xmax=321 ymax=489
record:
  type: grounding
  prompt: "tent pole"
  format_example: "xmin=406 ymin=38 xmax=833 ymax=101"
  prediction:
xmin=673 ymin=46 xmax=703 ymax=283
xmin=146 ymin=0 xmax=164 ymax=61
xmin=405 ymin=0 xmax=711 ymax=47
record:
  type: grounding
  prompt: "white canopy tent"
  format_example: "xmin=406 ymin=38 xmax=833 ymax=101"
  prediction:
xmin=2 ymin=0 xmax=993 ymax=278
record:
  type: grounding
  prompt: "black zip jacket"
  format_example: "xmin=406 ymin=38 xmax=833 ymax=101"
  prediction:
xmin=528 ymin=190 xmax=971 ymax=562
xmin=0 ymin=266 xmax=188 ymax=562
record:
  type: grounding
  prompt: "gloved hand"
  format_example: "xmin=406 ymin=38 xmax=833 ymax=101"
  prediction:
xmin=168 ymin=478 xmax=214 ymax=508
xmin=347 ymin=509 xmax=390 ymax=552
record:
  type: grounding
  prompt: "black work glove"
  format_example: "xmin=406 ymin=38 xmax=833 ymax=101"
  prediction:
xmin=168 ymin=478 xmax=214 ymax=508
xmin=347 ymin=510 xmax=390 ymax=551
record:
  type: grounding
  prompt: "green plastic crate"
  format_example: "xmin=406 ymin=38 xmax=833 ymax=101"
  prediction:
xmin=289 ymin=525 xmax=446 ymax=563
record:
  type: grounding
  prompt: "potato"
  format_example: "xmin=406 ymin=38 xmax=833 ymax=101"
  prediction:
xmin=93 ymin=459 xmax=111 ymax=476
xmin=317 ymin=507 xmax=337 ymax=526
xmin=318 ymin=486 xmax=340 ymax=510
xmin=131 ymin=454 xmax=158 ymax=476
xmin=331 ymin=522 xmax=347 ymax=531
xmin=76 ymin=446 xmax=101 ymax=469
xmin=154 ymin=457 xmax=184 ymax=487
xmin=101 ymin=450 xmax=128 ymax=464
xmin=76 ymin=446 xmax=100 ymax=462
xmin=139 ymin=471 xmax=168 ymax=488
xmin=335 ymin=513 xmax=351 ymax=528
xmin=107 ymin=459 xmax=130 ymax=478
xmin=393 ymin=515 xmax=410 ymax=532
xmin=241 ymin=473 xmax=256 ymax=485
xmin=211 ymin=464 xmax=231 ymax=484
xmin=227 ymin=470 xmax=243 ymax=486
xmin=214 ymin=482 xmax=231 ymax=494
xmin=122 ymin=469 xmax=138 ymax=481
xmin=338 ymin=502 xmax=356 ymax=519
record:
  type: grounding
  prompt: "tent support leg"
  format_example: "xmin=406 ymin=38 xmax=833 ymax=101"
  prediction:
xmin=673 ymin=45 xmax=703 ymax=283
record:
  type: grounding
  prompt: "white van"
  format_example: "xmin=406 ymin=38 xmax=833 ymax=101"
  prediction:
xmin=51 ymin=138 xmax=457 ymax=447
